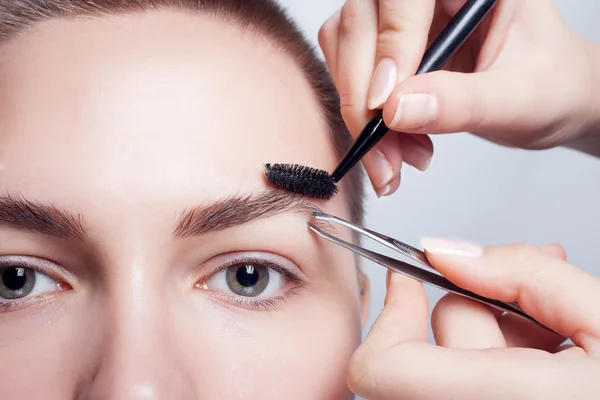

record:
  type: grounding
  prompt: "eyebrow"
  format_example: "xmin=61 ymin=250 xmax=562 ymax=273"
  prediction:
xmin=174 ymin=188 xmax=321 ymax=237
xmin=0 ymin=194 xmax=86 ymax=240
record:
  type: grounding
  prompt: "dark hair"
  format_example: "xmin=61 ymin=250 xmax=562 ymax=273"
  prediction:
xmin=0 ymin=0 xmax=364 ymax=226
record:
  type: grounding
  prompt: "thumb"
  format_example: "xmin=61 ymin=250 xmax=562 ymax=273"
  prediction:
xmin=382 ymin=70 xmax=543 ymax=139
xmin=347 ymin=270 xmax=429 ymax=400
xmin=420 ymin=238 xmax=600 ymax=348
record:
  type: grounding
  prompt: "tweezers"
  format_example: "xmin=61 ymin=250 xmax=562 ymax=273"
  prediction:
xmin=308 ymin=212 xmax=554 ymax=333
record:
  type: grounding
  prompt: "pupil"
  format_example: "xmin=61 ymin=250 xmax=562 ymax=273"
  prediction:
xmin=236 ymin=265 xmax=259 ymax=287
xmin=2 ymin=268 xmax=27 ymax=291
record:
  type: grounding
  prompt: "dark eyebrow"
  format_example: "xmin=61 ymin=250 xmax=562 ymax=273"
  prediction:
xmin=0 ymin=194 xmax=86 ymax=240
xmin=174 ymin=188 xmax=321 ymax=237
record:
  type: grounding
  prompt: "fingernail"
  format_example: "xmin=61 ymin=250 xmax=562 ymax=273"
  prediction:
xmin=368 ymin=146 xmax=394 ymax=190
xmin=413 ymin=144 xmax=432 ymax=171
xmin=377 ymin=172 xmax=401 ymax=198
xmin=391 ymin=93 xmax=438 ymax=129
xmin=377 ymin=185 xmax=392 ymax=198
xmin=368 ymin=58 xmax=397 ymax=110
xmin=421 ymin=238 xmax=483 ymax=258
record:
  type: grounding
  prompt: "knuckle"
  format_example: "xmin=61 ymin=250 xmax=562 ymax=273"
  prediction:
xmin=465 ymin=99 xmax=485 ymax=132
xmin=318 ymin=12 xmax=338 ymax=46
xmin=379 ymin=15 xmax=414 ymax=36
xmin=339 ymin=100 xmax=361 ymax=119
xmin=339 ymin=100 xmax=365 ymax=134
xmin=317 ymin=25 xmax=327 ymax=47
xmin=376 ymin=29 xmax=404 ymax=56
xmin=378 ymin=0 xmax=428 ymax=34
xmin=339 ymin=100 xmax=361 ymax=117
xmin=458 ymin=77 xmax=486 ymax=132
xmin=504 ymin=242 xmax=547 ymax=279
xmin=508 ymin=242 xmax=539 ymax=265
xmin=339 ymin=0 xmax=362 ymax=37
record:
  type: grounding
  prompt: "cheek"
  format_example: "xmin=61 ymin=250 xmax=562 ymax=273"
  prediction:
xmin=179 ymin=295 xmax=362 ymax=399
xmin=0 ymin=299 xmax=102 ymax=399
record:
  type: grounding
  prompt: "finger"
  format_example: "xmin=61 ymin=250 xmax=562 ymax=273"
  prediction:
xmin=367 ymin=0 xmax=436 ymax=109
xmin=439 ymin=0 xmax=470 ymax=16
xmin=336 ymin=0 xmax=378 ymax=136
xmin=432 ymin=293 xmax=506 ymax=349
xmin=421 ymin=239 xmax=600 ymax=347
xmin=486 ymin=244 xmax=565 ymax=322
xmin=336 ymin=0 xmax=403 ymax=195
xmin=499 ymin=312 xmax=567 ymax=351
xmin=499 ymin=245 xmax=567 ymax=351
xmin=396 ymin=133 xmax=433 ymax=172
xmin=351 ymin=341 xmax=593 ymax=400
xmin=540 ymin=244 xmax=568 ymax=261
xmin=382 ymin=70 xmax=547 ymax=139
xmin=499 ymin=245 xmax=568 ymax=350
xmin=348 ymin=271 xmax=429 ymax=399
xmin=431 ymin=245 xmax=565 ymax=352
xmin=363 ymin=271 xmax=429 ymax=348
xmin=361 ymin=132 xmax=433 ymax=197
xmin=318 ymin=8 xmax=341 ymax=87
xmin=361 ymin=133 xmax=403 ymax=197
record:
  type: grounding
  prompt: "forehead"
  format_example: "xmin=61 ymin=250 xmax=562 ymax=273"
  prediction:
xmin=0 ymin=10 xmax=342 ymax=208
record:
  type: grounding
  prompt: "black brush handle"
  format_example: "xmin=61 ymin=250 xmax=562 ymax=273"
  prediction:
xmin=331 ymin=0 xmax=497 ymax=183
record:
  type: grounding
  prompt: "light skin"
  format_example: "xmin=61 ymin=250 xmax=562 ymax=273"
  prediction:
xmin=349 ymin=242 xmax=600 ymax=399
xmin=319 ymin=0 xmax=600 ymax=398
xmin=319 ymin=0 xmax=600 ymax=197
xmin=0 ymin=11 xmax=368 ymax=400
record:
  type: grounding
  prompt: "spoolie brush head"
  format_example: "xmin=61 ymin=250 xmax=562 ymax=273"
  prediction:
xmin=264 ymin=163 xmax=338 ymax=200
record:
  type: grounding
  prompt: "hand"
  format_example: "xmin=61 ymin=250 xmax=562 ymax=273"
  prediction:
xmin=348 ymin=240 xmax=600 ymax=399
xmin=319 ymin=0 xmax=600 ymax=197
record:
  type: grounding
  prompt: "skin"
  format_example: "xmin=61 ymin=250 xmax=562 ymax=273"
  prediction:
xmin=349 ymin=242 xmax=600 ymax=399
xmin=318 ymin=1 xmax=600 ymax=398
xmin=0 ymin=11 xmax=368 ymax=400
xmin=319 ymin=0 xmax=600 ymax=197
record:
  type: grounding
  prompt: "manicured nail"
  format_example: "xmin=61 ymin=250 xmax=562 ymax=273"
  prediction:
xmin=368 ymin=146 xmax=393 ymax=190
xmin=421 ymin=238 xmax=483 ymax=258
xmin=413 ymin=144 xmax=432 ymax=171
xmin=391 ymin=93 xmax=438 ymax=129
xmin=368 ymin=58 xmax=397 ymax=110
xmin=377 ymin=184 xmax=392 ymax=198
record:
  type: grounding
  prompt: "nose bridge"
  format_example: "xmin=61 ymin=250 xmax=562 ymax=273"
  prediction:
xmin=87 ymin=259 xmax=196 ymax=400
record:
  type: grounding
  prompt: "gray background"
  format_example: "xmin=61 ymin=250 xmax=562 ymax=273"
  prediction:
xmin=281 ymin=0 xmax=600 ymax=344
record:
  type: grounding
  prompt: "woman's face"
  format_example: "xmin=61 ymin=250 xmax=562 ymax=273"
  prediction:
xmin=0 ymin=10 xmax=366 ymax=400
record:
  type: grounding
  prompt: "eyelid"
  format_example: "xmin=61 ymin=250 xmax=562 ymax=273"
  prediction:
xmin=0 ymin=255 xmax=76 ymax=288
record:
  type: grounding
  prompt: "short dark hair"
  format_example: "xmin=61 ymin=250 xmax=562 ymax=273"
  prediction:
xmin=0 ymin=0 xmax=364 ymax=226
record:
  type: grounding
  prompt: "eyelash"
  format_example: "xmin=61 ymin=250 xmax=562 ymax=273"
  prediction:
xmin=0 ymin=256 xmax=306 ymax=313
xmin=199 ymin=256 xmax=306 ymax=311
xmin=0 ymin=261 xmax=70 ymax=313
xmin=0 ymin=292 xmax=59 ymax=313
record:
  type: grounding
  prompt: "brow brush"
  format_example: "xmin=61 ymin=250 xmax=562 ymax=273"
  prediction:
xmin=331 ymin=0 xmax=498 ymax=184
xmin=265 ymin=0 xmax=498 ymax=200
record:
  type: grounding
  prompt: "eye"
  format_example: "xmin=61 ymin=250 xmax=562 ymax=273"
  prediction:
xmin=205 ymin=263 xmax=286 ymax=298
xmin=0 ymin=267 xmax=59 ymax=300
xmin=0 ymin=256 xmax=66 ymax=303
